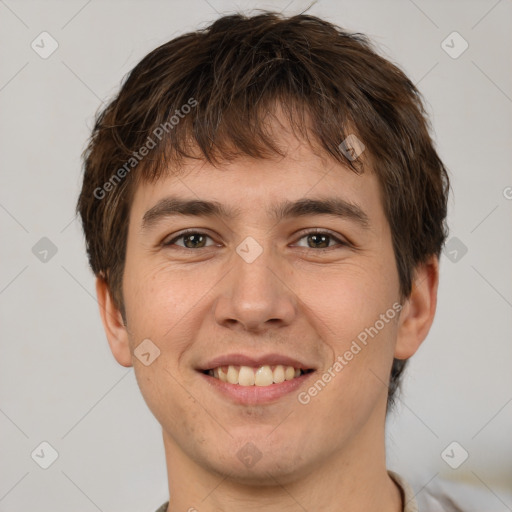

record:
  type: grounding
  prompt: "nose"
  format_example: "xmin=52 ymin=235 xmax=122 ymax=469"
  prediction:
xmin=213 ymin=245 xmax=297 ymax=333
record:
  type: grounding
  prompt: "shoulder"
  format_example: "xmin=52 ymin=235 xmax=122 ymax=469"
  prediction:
xmin=416 ymin=477 xmax=512 ymax=512
xmin=391 ymin=471 xmax=512 ymax=512
xmin=154 ymin=502 xmax=169 ymax=512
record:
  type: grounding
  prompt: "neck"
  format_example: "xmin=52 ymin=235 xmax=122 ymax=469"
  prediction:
xmin=161 ymin=407 xmax=402 ymax=512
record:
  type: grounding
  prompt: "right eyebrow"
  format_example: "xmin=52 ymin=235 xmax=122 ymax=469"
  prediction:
xmin=141 ymin=197 xmax=240 ymax=231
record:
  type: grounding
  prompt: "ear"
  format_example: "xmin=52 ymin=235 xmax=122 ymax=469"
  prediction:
xmin=394 ymin=255 xmax=439 ymax=360
xmin=95 ymin=276 xmax=133 ymax=367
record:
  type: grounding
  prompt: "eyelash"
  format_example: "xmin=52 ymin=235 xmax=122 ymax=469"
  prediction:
xmin=163 ymin=229 xmax=349 ymax=251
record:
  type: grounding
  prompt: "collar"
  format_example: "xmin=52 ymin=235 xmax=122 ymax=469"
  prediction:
xmin=389 ymin=470 xmax=419 ymax=512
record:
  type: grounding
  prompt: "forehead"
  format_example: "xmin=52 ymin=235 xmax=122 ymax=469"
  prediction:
xmin=129 ymin=125 xmax=386 ymax=234
xmin=129 ymin=165 xmax=385 ymax=250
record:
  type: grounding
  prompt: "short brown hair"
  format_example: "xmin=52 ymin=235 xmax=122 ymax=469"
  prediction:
xmin=77 ymin=11 xmax=450 ymax=407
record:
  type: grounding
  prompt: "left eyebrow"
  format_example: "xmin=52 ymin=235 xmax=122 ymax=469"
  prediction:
xmin=141 ymin=196 xmax=370 ymax=231
xmin=270 ymin=198 xmax=370 ymax=229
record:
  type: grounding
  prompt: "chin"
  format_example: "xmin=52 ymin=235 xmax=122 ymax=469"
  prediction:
xmin=202 ymin=441 xmax=312 ymax=486
xmin=213 ymin=457 xmax=305 ymax=486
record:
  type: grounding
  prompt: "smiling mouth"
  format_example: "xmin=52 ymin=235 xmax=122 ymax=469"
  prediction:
xmin=201 ymin=365 xmax=315 ymax=386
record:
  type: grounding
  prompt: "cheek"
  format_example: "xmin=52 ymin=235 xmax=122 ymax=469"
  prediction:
xmin=295 ymin=257 xmax=400 ymax=411
xmin=122 ymin=264 xmax=205 ymax=422
xmin=298 ymin=260 xmax=397 ymax=343
xmin=122 ymin=261 xmax=212 ymax=341
xmin=307 ymin=316 xmax=399 ymax=422
xmin=132 ymin=363 xmax=203 ymax=441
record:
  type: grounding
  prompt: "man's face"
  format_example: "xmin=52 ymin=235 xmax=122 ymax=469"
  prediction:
xmin=120 ymin=130 xmax=403 ymax=483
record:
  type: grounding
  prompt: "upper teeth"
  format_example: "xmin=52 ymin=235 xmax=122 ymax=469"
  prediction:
xmin=208 ymin=365 xmax=303 ymax=386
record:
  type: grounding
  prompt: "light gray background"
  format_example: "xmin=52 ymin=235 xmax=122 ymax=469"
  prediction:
xmin=1 ymin=0 xmax=511 ymax=510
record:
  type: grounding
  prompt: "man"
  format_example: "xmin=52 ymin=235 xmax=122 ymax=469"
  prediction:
xmin=77 ymin=11 xmax=449 ymax=512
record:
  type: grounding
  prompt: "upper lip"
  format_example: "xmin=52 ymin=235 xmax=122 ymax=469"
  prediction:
xmin=197 ymin=353 xmax=316 ymax=371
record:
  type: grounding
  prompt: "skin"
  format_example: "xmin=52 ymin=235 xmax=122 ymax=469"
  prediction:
xmin=96 ymin=121 xmax=439 ymax=512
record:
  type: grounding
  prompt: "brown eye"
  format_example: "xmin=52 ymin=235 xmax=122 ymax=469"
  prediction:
xmin=306 ymin=233 xmax=330 ymax=248
xmin=294 ymin=231 xmax=347 ymax=250
xmin=164 ymin=231 xmax=215 ymax=249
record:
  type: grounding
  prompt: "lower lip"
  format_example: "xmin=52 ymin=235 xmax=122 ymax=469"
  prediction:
xmin=198 ymin=371 xmax=316 ymax=405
